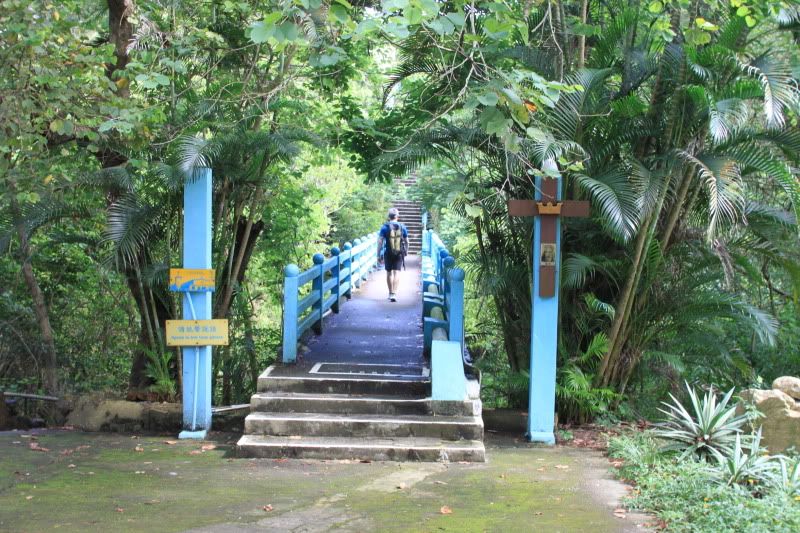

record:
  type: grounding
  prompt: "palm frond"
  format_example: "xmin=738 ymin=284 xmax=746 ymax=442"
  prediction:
xmin=742 ymin=55 xmax=800 ymax=128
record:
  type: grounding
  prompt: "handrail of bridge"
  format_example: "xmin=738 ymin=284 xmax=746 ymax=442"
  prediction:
xmin=282 ymin=233 xmax=380 ymax=363
xmin=421 ymin=229 xmax=473 ymax=401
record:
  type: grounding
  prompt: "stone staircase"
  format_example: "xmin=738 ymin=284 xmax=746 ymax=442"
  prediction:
xmin=393 ymin=176 xmax=423 ymax=255
xmin=237 ymin=365 xmax=485 ymax=462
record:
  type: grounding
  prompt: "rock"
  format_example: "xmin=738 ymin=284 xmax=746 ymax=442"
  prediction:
xmin=146 ymin=402 xmax=182 ymax=431
xmin=66 ymin=396 xmax=181 ymax=432
xmin=772 ymin=376 xmax=800 ymax=400
xmin=0 ymin=392 xmax=8 ymax=430
xmin=482 ymin=408 xmax=527 ymax=433
xmin=738 ymin=389 xmax=800 ymax=453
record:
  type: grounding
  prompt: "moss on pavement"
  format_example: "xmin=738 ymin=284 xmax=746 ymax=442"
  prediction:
xmin=1 ymin=430 xmax=645 ymax=532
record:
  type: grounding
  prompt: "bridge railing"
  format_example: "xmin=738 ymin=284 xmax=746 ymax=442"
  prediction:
xmin=421 ymin=229 xmax=471 ymax=401
xmin=282 ymin=233 xmax=379 ymax=363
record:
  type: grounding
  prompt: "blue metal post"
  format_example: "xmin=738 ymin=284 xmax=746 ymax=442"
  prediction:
xmin=282 ymin=264 xmax=299 ymax=363
xmin=353 ymin=238 xmax=362 ymax=288
xmin=312 ymin=253 xmax=325 ymax=334
xmin=331 ymin=246 xmax=341 ymax=313
xmin=448 ymin=268 xmax=465 ymax=344
xmin=179 ymin=168 xmax=212 ymax=440
xmin=443 ymin=255 xmax=455 ymax=308
xmin=528 ymin=164 xmax=561 ymax=445
xmin=438 ymin=250 xmax=449 ymax=289
xmin=342 ymin=242 xmax=352 ymax=299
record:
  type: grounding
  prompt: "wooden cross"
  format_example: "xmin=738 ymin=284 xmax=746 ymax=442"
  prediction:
xmin=507 ymin=177 xmax=589 ymax=297
xmin=505 ymin=168 xmax=591 ymax=444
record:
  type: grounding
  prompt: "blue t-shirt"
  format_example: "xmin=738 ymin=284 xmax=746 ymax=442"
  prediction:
xmin=380 ymin=221 xmax=408 ymax=256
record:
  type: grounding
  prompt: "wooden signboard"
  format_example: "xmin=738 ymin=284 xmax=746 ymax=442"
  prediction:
xmin=169 ymin=268 xmax=216 ymax=292
xmin=166 ymin=319 xmax=229 ymax=346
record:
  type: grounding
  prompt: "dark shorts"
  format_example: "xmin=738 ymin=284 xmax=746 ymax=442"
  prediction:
xmin=384 ymin=252 xmax=404 ymax=271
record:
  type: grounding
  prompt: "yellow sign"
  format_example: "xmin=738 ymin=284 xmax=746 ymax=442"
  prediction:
xmin=166 ymin=320 xmax=229 ymax=346
xmin=169 ymin=269 xmax=215 ymax=292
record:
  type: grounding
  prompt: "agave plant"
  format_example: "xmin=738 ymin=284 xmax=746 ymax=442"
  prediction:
xmin=771 ymin=457 xmax=800 ymax=497
xmin=653 ymin=382 xmax=749 ymax=460
xmin=713 ymin=430 xmax=777 ymax=488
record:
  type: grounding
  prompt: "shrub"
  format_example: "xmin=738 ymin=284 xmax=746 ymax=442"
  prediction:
xmin=653 ymin=382 xmax=749 ymax=460
xmin=609 ymin=432 xmax=800 ymax=532
xmin=772 ymin=458 xmax=800 ymax=498
xmin=713 ymin=430 xmax=776 ymax=488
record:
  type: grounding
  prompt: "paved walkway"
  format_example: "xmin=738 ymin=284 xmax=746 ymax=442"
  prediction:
xmin=0 ymin=430 xmax=651 ymax=532
xmin=298 ymin=255 xmax=424 ymax=368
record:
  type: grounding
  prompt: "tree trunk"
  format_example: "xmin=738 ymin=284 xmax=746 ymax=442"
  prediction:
xmin=578 ymin=0 xmax=588 ymax=69
xmin=215 ymin=218 xmax=264 ymax=319
xmin=13 ymin=208 xmax=58 ymax=394
xmin=107 ymin=0 xmax=134 ymax=97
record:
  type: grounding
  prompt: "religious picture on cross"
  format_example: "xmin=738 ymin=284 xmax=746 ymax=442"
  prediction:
xmin=540 ymin=243 xmax=556 ymax=266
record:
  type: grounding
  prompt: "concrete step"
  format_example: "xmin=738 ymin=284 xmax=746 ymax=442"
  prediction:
xmin=258 ymin=368 xmax=430 ymax=397
xmin=250 ymin=392 xmax=481 ymax=417
xmin=237 ymin=435 xmax=485 ymax=462
xmin=244 ymin=412 xmax=484 ymax=440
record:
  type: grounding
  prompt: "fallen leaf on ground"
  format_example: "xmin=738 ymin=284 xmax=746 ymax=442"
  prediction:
xmin=433 ymin=481 xmax=447 ymax=485
xmin=262 ymin=505 xmax=273 ymax=512
xmin=164 ymin=440 xmax=178 ymax=445
xmin=613 ymin=508 xmax=627 ymax=518
xmin=554 ymin=464 xmax=569 ymax=470
xmin=536 ymin=467 xmax=545 ymax=472
xmin=440 ymin=506 xmax=453 ymax=515
xmin=25 ymin=495 xmax=33 ymax=500
xmin=29 ymin=442 xmax=49 ymax=452
xmin=189 ymin=450 xmax=202 ymax=455
xmin=396 ymin=483 xmax=407 ymax=490
xmin=200 ymin=444 xmax=216 ymax=451
xmin=145 ymin=500 xmax=160 ymax=505
xmin=135 ymin=471 xmax=145 ymax=474
xmin=67 ymin=464 xmax=76 ymax=468
xmin=134 ymin=445 xmax=144 ymax=452
xmin=115 ymin=507 xmax=125 ymax=513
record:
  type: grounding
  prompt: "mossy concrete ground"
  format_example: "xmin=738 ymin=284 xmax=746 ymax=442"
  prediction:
xmin=1 ymin=429 xmax=648 ymax=532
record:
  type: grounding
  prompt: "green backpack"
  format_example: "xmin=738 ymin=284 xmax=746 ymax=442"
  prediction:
xmin=387 ymin=222 xmax=406 ymax=257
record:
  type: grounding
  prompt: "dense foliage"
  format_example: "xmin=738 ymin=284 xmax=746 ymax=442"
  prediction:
xmin=1 ymin=1 xmax=799 ymax=433
xmin=609 ymin=431 xmax=800 ymax=531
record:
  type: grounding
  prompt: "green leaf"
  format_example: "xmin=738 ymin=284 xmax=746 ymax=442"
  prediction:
xmin=500 ymin=88 xmax=522 ymax=105
xmin=329 ymin=4 xmax=350 ymax=23
xmin=648 ymin=1 xmax=663 ymax=13
xmin=444 ymin=12 xmax=465 ymax=27
xmin=464 ymin=204 xmax=482 ymax=218
xmin=249 ymin=22 xmax=270 ymax=43
xmin=404 ymin=7 xmax=422 ymax=25
xmin=479 ymin=107 xmax=511 ymax=136
xmin=427 ymin=16 xmax=455 ymax=36
xmin=477 ymin=92 xmax=499 ymax=106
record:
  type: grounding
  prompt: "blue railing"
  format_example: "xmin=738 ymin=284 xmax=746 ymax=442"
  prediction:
xmin=282 ymin=233 xmax=380 ymax=363
xmin=421 ymin=230 xmax=470 ymax=401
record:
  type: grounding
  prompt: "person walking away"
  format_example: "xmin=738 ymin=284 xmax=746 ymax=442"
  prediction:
xmin=377 ymin=207 xmax=408 ymax=302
